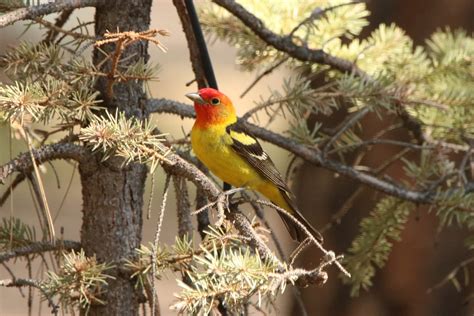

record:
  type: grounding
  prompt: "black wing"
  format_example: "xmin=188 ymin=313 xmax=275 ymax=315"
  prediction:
xmin=226 ymin=122 xmax=289 ymax=191
xmin=226 ymin=121 xmax=323 ymax=243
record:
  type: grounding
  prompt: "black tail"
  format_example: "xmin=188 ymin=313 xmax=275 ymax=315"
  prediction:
xmin=277 ymin=189 xmax=323 ymax=243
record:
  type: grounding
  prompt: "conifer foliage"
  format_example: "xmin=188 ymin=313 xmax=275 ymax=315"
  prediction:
xmin=0 ymin=0 xmax=473 ymax=314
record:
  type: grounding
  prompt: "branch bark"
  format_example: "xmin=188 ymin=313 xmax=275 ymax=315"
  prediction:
xmin=211 ymin=0 xmax=369 ymax=79
xmin=0 ymin=142 xmax=88 ymax=185
xmin=172 ymin=0 xmax=208 ymax=88
xmin=147 ymin=98 xmax=474 ymax=204
xmin=0 ymin=240 xmax=81 ymax=263
xmin=210 ymin=0 xmax=434 ymax=154
xmin=0 ymin=0 xmax=102 ymax=27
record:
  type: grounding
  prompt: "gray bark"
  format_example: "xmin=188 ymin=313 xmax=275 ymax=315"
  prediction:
xmin=79 ymin=0 xmax=152 ymax=314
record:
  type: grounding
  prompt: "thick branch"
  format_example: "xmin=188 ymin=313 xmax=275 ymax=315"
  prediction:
xmin=211 ymin=0 xmax=368 ymax=79
xmin=226 ymin=207 xmax=277 ymax=261
xmin=0 ymin=0 xmax=102 ymax=27
xmin=162 ymin=152 xmax=220 ymax=198
xmin=0 ymin=240 xmax=81 ymax=263
xmin=0 ymin=142 xmax=88 ymax=184
xmin=147 ymin=99 xmax=473 ymax=204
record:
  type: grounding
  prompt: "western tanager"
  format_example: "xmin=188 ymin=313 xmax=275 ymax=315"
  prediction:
xmin=186 ymin=88 xmax=322 ymax=243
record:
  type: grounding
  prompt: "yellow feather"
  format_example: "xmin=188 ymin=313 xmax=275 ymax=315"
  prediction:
xmin=192 ymin=123 xmax=259 ymax=188
xmin=228 ymin=130 xmax=257 ymax=145
xmin=188 ymin=88 xmax=323 ymax=242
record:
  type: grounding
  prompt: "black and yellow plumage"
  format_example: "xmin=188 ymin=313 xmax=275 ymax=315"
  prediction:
xmin=187 ymin=88 xmax=323 ymax=243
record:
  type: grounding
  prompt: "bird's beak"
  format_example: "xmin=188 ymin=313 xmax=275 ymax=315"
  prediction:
xmin=185 ymin=92 xmax=205 ymax=104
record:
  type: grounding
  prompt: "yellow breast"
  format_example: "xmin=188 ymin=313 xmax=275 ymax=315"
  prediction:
xmin=191 ymin=124 xmax=262 ymax=189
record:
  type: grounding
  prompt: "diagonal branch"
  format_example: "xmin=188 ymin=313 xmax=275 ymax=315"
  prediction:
xmin=42 ymin=8 xmax=74 ymax=44
xmin=211 ymin=0 xmax=435 ymax=151
xmin=161 ymin=149 xmax=285 ymax=262
xmin=0 ymin=173 xmax=25 ymax=207
xmin=211 ymin=0 xmax=368 ymax=79
xmin=0 ymin=0 xmax=102 ymax=27
xmin=147 ymin=98 xmax=474 ymax=204
xmin=173 ymin=0 xmax=209 ymax=88
xmin=323 ymin=107 xmax=370 ymax=154
xmin=0 ymin=142 xmax=89 ymax=185
xmin=288 ymin=1 xmax=361 ymax=37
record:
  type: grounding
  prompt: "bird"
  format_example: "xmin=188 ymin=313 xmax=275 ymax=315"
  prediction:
xmin=186 ymin=88 xmax=323 ymax=243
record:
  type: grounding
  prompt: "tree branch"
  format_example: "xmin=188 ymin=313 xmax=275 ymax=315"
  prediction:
xmin=147 ymin=98 xmax=474 ymax=204
xmin=0 ymin=240 xmax=81 ymax=263
xmin=0 ymin=142 xmax=88 ymax=185
xmin=0 ymin=278 xmax=59 ymax=315
xmin=211 ymin=0 xmax=368 ymax=79
xmin=161 ymin=149 xmax=287 ymax=262
xmin=211 ymin=0 xmax=438 ymax=155
xmin=42 ymin=8 xmax=74 ymax=44
xmin=0 ymin=0 xmax=102 ymax=27
xmin=0 ymin=173 xmax=25 ymax=206
xmin=173 ymin=176 xmax=193 ymax=238
xmin=172 ymin=0 xmax=209 ymax=88
xmin=162 ymin=151 xmax=220 ymax=198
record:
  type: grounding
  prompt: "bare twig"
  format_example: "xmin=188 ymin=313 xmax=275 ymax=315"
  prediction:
xmin=35 ymin=16 xmax=95 ymax=41
xmin=288 ymin=1 xmax=361 ymax=37
xmin=191 ymin=188 xmax=244 ymax=224
xmin=94 ymin=29 xmax=169 ymax=98
xmin=225 ymin=207 xmax=278 ymax=263
xmin=243 ymin=193 xmax=286 ymax=261
xmin=25 ymin=132 xmax=55 ymax=242
xmin=1 ymin=262 xmax=26 ymax=298
xmin=53 ymin=164 xmax=77 ymax=222
xmin=42 ymin=8 xmax=74 ymax=44
xmin=241 ymin=95 xmax=295 ymax=122
xmin=326 ymin=138 xmax=432 ymax=155
xmin=428 ymin=257 xmax=474 ymax=294
xmin=322 ymin=148 xmax=410 ymax=232
xmin=26 ymin=174 xmax=54 ymax=242
xmin=143 ymin=274 xmax=161 ymax=316
xmin=174 ymin=152 xmax=211 ymax=239
xmin=240 ymin=57 xmax=288 ymax=98
xmin=195 ymin=187 xmax=211 ymax=240
xmin=254 ymin=199 xmax=351 ymax=278
xmin=151 ymin=175 xmax=170 ymax=316
xmin=323 ymin=107 xmax=369 ymax=154
xmin=147 ymin=172 xmax=156 ymax=220
xmin=161 ymin=150 xmax=221 ymax=199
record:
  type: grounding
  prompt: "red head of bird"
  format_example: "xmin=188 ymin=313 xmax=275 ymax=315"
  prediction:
xmin=186 ymin=88 xmax=236 ymax=128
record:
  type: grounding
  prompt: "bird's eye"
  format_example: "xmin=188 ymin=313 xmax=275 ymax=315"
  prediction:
xmin=210 ymin=98 xmax=220 ymax=105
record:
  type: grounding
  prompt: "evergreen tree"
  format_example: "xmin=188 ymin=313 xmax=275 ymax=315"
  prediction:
xmin=0 ymin=0 xmax=472 ymax=314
